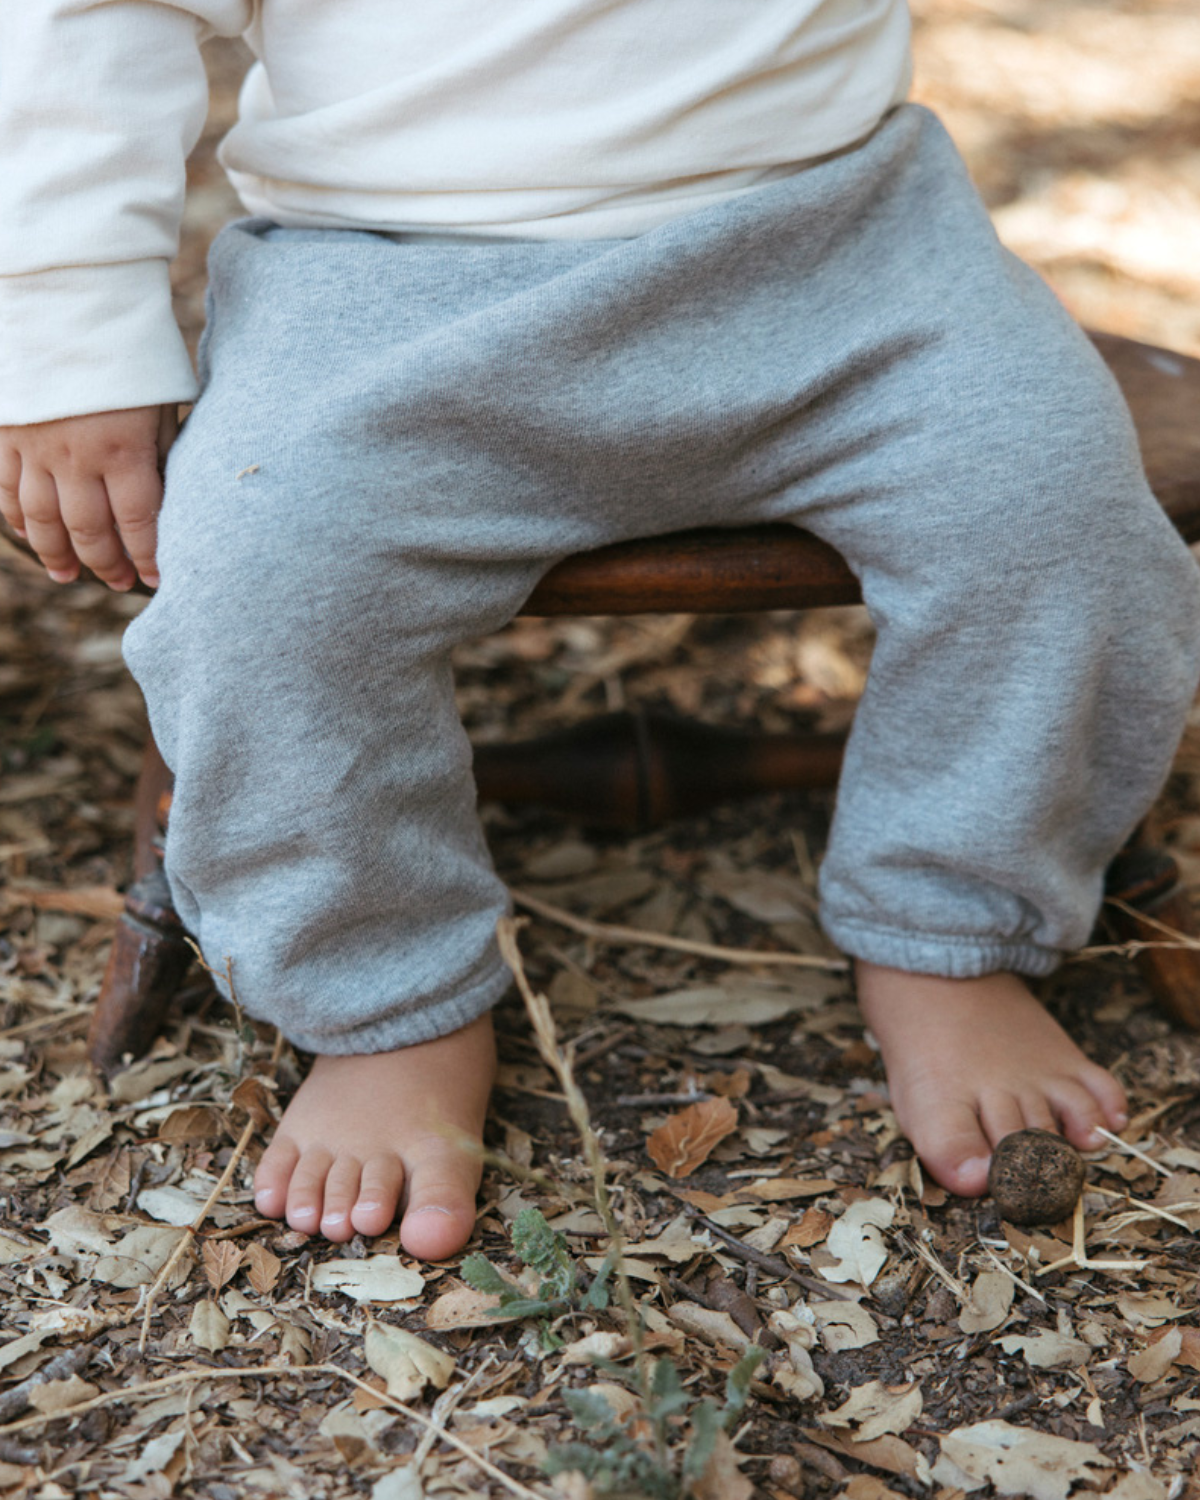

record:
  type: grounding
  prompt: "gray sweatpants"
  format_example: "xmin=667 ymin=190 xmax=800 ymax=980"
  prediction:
xmin=124 ymin=105 xmax=1200 ymax=1055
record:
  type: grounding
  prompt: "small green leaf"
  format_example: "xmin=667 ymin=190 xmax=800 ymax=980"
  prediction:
xmin=722 ymin=1345 xmax=768 ymax=1425
xmin=682 ymin=1400 xmax=721 ymax=1482
xmin=459 ymin=1253 xmax=510 ymax=1295
xmin=581 ymin=1251 xmax=616 ymax=1310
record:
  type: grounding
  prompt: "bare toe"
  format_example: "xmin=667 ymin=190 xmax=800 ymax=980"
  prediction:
xmin=1048 ymin=1079 xmax=1115 ymax=1151
xmin=399 ymin=1143 xmax=482 ymax=1260
xmin=979 ymin=1091 xmax=1026 ymax=1149
xmin=254 ymin=1135 xmax=301 ymax=1220
xmin=321 ymin=1157 xmax=363 ymax=1241
xmin=352 ymin=1153 xmax=405 ymax=1238
xmin=906 ymin=1100 xmax=992 ymax=1197
xmin=286 ymin=1147 xmax=333 ymax=1235
xmin=1080 ymin=1063 xmax=1129 ymax=1131
xmin=1018 ymin=1092 xmax=1058 ymax=1134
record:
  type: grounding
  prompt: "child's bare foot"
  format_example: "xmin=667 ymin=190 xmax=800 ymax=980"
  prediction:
xmin=855 ymin=962 xmax=1128 ymax=1198
xmin=253 ymin=1013 xmax=496 ymax=1260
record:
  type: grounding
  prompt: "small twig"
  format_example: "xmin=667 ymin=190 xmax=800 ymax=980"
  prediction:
xmin=0 ymin=1005 xmax=93 ymax=1041
xmin=991 ymin=1391 xmax=1042 ymax=1424
xmin=469 ymin=1141 xmax=585 ymax=1201
xmin=0 ymin=1359 xmax=545 ymax=1496
xmin=0 ymin=1437 xmax=40 ymax=1466
xmin=980 ymin=1244 xmax=1046 ymax=1305
xmin=895 ymin=1232 xmax=969 ymax=1302
xmin=497 ymin=918 xmax=656 ymax=1441
xmin=1092 ymin=1126 xmax=1171 ymax=1177
xmin=138 ymin=1113 xmax=257 ymax=1351
xmin=412 ymin=1356 xmax=494 ymax=1473
xmin=511 ymin=887 xmax=848 ymax=971
xmin=1088 ymin=1183 xmax=1196 ymax=1231
xmin=672 ymin=1199 xmax=855 ymax=1301
xmin=572 ymin=1024 xmax=638 ymax=1071
xmin=614 ymin=1091 xmax=714 ymax=1108
xmin=1036 ymin=1196 xmax=1148 ymax=1276
xmin=0 ymin=1345 xmax=93 ymax=1423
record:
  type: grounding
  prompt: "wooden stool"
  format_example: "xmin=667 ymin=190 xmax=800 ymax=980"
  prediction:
xmin=7 ymin=332 xmax=1198 ymax=1069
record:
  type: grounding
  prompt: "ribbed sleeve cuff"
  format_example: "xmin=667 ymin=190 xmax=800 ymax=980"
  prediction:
xmin=0 ymin=259 xmax=198 ymax=425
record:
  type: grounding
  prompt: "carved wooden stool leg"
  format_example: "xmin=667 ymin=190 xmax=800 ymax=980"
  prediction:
xmin=88 ymin=740 xmax=192 ymax=1076
xmin=472 ymin=708 xmax=846 ymax=829
xmin=1103 ymin=843 xmax=1200 ymax=1030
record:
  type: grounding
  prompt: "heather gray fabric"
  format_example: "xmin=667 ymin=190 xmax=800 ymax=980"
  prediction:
xmin=123 ymin=104 xmax=1200 ymax=1053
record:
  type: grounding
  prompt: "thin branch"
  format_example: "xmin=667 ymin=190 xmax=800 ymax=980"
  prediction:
xmin=497 ymin=919 xmax=654 ymax=1418
xmin=138 ymin=1113 xmax=257 ymax=1351
xmin=0 ymin=1361 xmax=548 ymax=1497
xmin=510 ymin=888 xmax=848 ymax=971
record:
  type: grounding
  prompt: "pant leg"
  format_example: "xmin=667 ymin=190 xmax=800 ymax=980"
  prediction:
xmin=125 ymin=107 xmax=1200 ymax=1054
xmin=695 ymin=108 xmax=1200 ymax=976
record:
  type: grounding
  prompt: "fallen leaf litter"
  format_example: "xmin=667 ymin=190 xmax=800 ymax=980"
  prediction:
xmin=3 ymin=2 xmax=1200 ymax=1494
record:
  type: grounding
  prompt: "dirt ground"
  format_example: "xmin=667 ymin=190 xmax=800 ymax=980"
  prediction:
xmin=3 ymin=2 xmax=1200 ymax=1496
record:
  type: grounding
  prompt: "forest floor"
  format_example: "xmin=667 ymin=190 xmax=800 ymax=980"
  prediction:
xmin=2 ymin=2 xmax=1200 ymax=1496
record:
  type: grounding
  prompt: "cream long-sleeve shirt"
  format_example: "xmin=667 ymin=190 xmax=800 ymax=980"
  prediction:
xmin=0 ymin=0 xmax=911 ymax=425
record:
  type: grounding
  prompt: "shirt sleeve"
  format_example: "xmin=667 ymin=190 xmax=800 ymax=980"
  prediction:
xmin=0 ymin=0 xmax=252 ymax=425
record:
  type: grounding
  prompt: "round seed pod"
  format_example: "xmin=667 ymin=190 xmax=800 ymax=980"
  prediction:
xmin=987 ymin=1129 xmax=1085 ymax=1225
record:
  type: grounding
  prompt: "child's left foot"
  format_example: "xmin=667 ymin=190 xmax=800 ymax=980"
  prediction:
xmin=252 ymin=1013 xmax=496 ymax=1259
xmin=855 ymin=962 xmax=1128 ymax=1197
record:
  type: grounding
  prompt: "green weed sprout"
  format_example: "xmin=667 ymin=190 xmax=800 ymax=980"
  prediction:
xmin=461 ymin=1205 xmax=615 ymax=1340
xmin=546 ymin=1346 xmax=767 ymax=1499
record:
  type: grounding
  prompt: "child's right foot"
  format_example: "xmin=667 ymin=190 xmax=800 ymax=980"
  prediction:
xmin=855 ymin=962 xmax=1128 ymax=1197
xmin=253 ymin=1012 xmax=496 ymax=1260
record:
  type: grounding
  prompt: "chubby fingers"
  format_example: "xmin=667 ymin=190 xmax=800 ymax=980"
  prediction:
xmin=57 ymin=471 xmax=139 ymax=591
xmin=17 ymin=465 xmax=83 ymax=584
xmin=107 ymin=457 xmax=164 ymax=588
xmin=0 ymin=440 xmax=26 ymax=538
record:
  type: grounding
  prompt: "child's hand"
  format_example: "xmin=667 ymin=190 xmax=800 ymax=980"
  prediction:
xmin=0 ymin=405 xmax=179 ymax=591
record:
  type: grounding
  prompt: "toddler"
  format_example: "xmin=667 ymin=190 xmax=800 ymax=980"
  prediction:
xmin=3 ymin=1 xmax=1199 ymax=1262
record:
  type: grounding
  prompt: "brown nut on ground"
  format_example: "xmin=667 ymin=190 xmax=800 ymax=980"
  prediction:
xmin=987 ymin=1129 xmax=1085 ymax=1225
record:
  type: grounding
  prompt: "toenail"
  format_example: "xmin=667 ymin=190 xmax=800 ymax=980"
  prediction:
xmin=410 ymin=1205 xmax=454 ymax=1219
xmin=1113 ymin=1112 xmax=1128 ymax=1130
xmin=958 ymin=1155 xmax=989 ymax=1180
xmin=323 ymin=1212 xmax=347 ymax=1226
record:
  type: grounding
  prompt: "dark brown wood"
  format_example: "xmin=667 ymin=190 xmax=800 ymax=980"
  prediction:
xmin=1104 ymin=846 xmax=1200 ymax=1030
xmin=472 ymin=709 xmax=846 ymax=828
xmin=523 ymin=524 xmax=860 ymax=615
xmin=1089 ymin=332 xmax=1200 ymax=539
xmin=134 ymin=736 xmax=174 ymax=879
xmin=87 ymin=866 xmax=193 ymax=1075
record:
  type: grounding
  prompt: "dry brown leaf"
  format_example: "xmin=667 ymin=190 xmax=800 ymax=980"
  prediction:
xmin=780 ymin=1206 xmax=836 ymax=1249
xmin=646 ymin=1096 xmax=738 ymax=1177
xmin=188 ymin=1299 xmax=232 ymax=1353
xmin=959 ymin=1270 xmax=1015 ymax=1334
xmin=244 ymin=1241 xmax=282 ymax=1296
xmin=364 ymin=1324 xmax=454 ymax=1400
xmin=737 ymin=1176 xmax=839 ymax=1202
xmin=1127 ymin=1326 xmax=1182 ymax=1383
xmin=158 ymin=1106 xmax=227 ymax=1146
xmin=202 ymin=1238 xmax=245 ymax=1292
xmin=803 ymin=1428 xmax=931 ymax=1484
xmin=691 ymin=1429 xmax=753 ymax=1500
xmin=933 ymin=1421 xmax=1110 ymax=1500
xmin=231 ymin=1076 xmax=278 ymax=1130
xmin=844 ymin=1479 xmax=907 ymax=1500
xmin=824 ymin=1380 xmax=923 ymax=1443
xmin=665 ymin=1301 xmax=751 ymax=1351
xmin=28 ymin=1375 xmax=101 ymax=1415
xmin=424 ymin=1284 xmax=509 ymax=1330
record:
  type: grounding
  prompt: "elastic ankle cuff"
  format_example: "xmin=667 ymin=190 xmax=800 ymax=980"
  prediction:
xmin=820 ymin=914 xmax=1062 ymax=980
